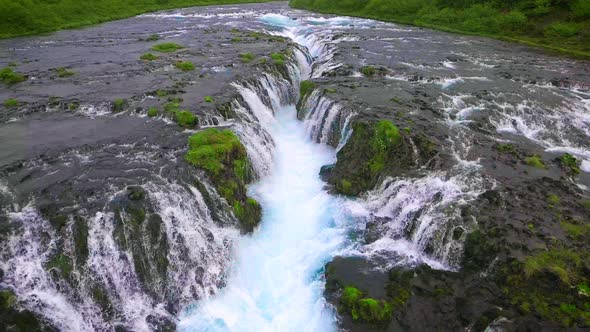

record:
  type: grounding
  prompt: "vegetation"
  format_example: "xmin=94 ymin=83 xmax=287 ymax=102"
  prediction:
xmin=360 ymin=65 xmax=376 ymax=76
xmin=290 ymin=0 xmax=590 ymax=58
xmin=147 ymin=107 xmax=159 ymax=117
xmin=239 ymin=52 xmax=256 ymax=63
xmin=0 ymin=0 xmax=275 ymax=38
xmin=185 ymin=129 xmax=261 ymax=231
xmin=151 ymin=42 xmax=184 ymax=53
xmin=0 ymin=67 xmax=26 ymax=85
xmin=140 ymin=53 xmax=159 ymax=61
xmin=175 ymin=61 xmax=195 ymax=71
xmin=55 ymin=67 xmax=75 ymax=77
xmin=340 ymin=286 xmax=393 ymax=323
xmin=559 ymin=153 xmax=581 ymax=175
xmin=112 ymin=98 xmax=127 ymax=112
xmin=299 ymin=80 xmax=316 ymax=98
xmin=204 ymin=96 xmax=214 ymax=103
xmin=3 ymin=98 xmax=18 ymax=107
xmin=174 ymin=110 xmax=198 ymax=127
xmin=525 ymin=155 xmax=545 ymax=168
xmin=270 ymin=53 xmax=286 ymax=65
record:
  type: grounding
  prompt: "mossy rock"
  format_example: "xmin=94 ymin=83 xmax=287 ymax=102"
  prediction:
xmin=339 ymin=286 xmax=393 ymax=323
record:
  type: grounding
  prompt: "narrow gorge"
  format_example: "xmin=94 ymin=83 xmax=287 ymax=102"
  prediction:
xmin=0 ymin=2 xmax=589 ymax=331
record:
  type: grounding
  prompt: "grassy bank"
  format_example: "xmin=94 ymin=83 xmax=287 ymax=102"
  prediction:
xmin=0 ymin=0 xmax=275 ymax=39
xmin=289 ymin=0 xmax=590 ymax=59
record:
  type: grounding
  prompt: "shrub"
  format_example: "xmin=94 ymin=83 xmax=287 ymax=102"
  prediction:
xmin=524 ymin=155 xmax=545 ymax=169
xmin=174 ymin=110 xmax=197 ymax=127
xmin=151 ymin=42 xmax=184 ymax=52
xmin=545 ymin=22 xmax=582 ymax=38
xmin=0 ymin=67 xmax=26 ymax=85
xmin=3 ymin=98 xmax=18 ymax=107
xmin=239 ymin=52 xmax=255 ymax=63
xmin=147 ymin=107 xmax=158 ymax=117
xmin=270 ymin=53 xmax=285 ymax=65
xmin=496 ymin=10 xmax=527 ymax=31
xmin=360 ymin=65 xmax=376 ymax=76
xmin=112 ymin=98 xmax=127 ymax=112
xmin=140 ymin=53 xmax=158 ymax=61
xmin=55 ymin=67 xmax=75 ymax=77
xmin=175 ymin=61 xmax=195 ymax=71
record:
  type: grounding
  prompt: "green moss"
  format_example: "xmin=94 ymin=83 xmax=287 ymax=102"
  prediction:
xmin=140 ymin=52 xmax=158 ymax=61
xmin=146 ymin=34 xmax=160 ymax=41
xmin=164 ymin=99 xmax=181 ymax=113
xmin=360 ymin=65 xmax=376 ymax=76
xmin=230 ymin=37 xmax=242 ymax=43
xmin=175 ymin=61 xmax=195 ymax=71
xmin=547 ymin=194 xmax=560 ymax=206
xmin=496 ymin=143 xmax=516 ymax=154
xmin=270 ymin=52 xmax=286 ymax=65
xmin=112 ymin=98 xmax=127 ymax=112
xmin=340 ymin=286 xmax=393 ymax=323
xmin=3 ymin=98 xmax=18 ymax=107
xmin=69 ymin=102 xmax=79 ymax=110
xmin=299 ymin=80 xmax=316 ymax=98
xmin=369 ymin=120 xmax=402 ymax=174
xmin=340 ymin=179 xmax=352 ymax=194
xmin=46 ymin=253 xmax=73 ymax=280
xmin=147 ymin=107 xmax=158 ymax=117
xmin=524 ymin=249 xmax=584 ymax=285
xmin=151 ymin=42 xmax=184 ymax=52
xmin=55 ymin=67 xmax=75 ymax=77
xmin=0 ymin=290 xmax=17 ymax=309
xmin=239 ymin=52 xmax=256 ymax=63
xmin=204 ymin=96 xmax=214 ymax=103
xmin=174 ymin=110 xmax=197 ymax=127
xmin=559 ymin=153 xmax=581 ymax=175
xmin=561 ymin=221 xmax=590 ymax=238
xmin=156 ymin=89 xmax=168 ymax=97
xmin=525 ymin=155 xmax=545 ymax=169
xmin=0 ymin=67 xmax=26 ymax=85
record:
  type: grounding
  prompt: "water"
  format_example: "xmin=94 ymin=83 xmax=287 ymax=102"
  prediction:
xmin=179 ymin=105 xmax=345 ymax=331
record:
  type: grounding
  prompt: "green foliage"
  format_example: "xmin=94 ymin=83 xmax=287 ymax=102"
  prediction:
xmin=339 ymin=286 xmax=393 ymax=323
xmin=55 ymin=67 xmax=75 ymax=77
xmin=496 ymin=143 xmax=516 ymax=154
xmin=147 ymin=107 xmax=158 ymax=117
xmin=0 ymin=0 xmax=276 ymax=39
xmin=525 ymin=155 xmax=545 ymax=169
xmin=204 ymin=96 xmax=214 ymax=103
xmin=547 ymin=194 xmax=560 ymax=206
xmin=3 ymin=98 xmax=18 ymax=107
xmin=140 ymin=53 xmax=158 ymax=61
xmin=270 ymin=52 xmax=286 ymax=65
xmin=360 ymin=65 xmax=376 ymax=76
xmin=524 ymin=249 xmax=584 ymax=285
xmin=299 ymin=80 xmax=316 ymax=98
xmin=559 ymin=153 xmax=580 ymax=175
xmin=290 ymin=0 xmax=590 ymax=58
xmin=112 ymin=98 xmax=127 ymax=112
xmin=369 ymin=120 xmax=402 ymax=174
xmin=186 ymin=128 xmax=246 ymax=177
xmin=0 ymin=67 xmax=26 ymax=85
xmin=561 ymin=221 xmax=590 ymax=238
xmin=239 ymin=52 xmax=256 ymax=63
xmin=174 ymin=110 xmax=197 ymax=127
xmin=175 ymin=61 xmax=195 ymax=71
xmin=151 ymin=42 xmax=184 ymax=52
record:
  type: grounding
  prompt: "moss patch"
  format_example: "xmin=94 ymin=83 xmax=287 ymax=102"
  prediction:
xmin=185 ymin=128 xmax=260 ymax=232
xmin=239 ymin=52 xmax=255 ymax=63
xmin=175 ymin=61 xmax=195 ymax=71
xmin=525 ymin=155 xmax=545 ymax=169
xmin=112 ymin=98 xmax=127 ymax=112
xmin=151 ymin=42 xmax=184 ymax=52
xmin=140 ymin=52 xmax=158 ymax=61
xmin=147 ymin=107 xmax=158 ymax=117
xmin=0 ymin=67 xmax=26 ymax=85
xmin=3 ymin=98 xmax=18 ymax=107
xmin=558 ymin=153 xmax=581 ymax=175
xmin=270 ymin=52 xmax=286 ymax=65
xmin=55 ymin=67 xmax=75 ymax=77
xmin=339 ymin=286 xmax=393 ymax=323
xmin=173 ymin=110 xmax=197 ymax=127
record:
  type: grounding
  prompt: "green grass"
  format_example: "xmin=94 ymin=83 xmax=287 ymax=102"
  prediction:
xmin=270 ymin=53 xmax=286 ymax=65
xmin=339 ymin=286 xmax=393 ymax=323
xmin=0 ymin=0 xmax=276 ymax=39
xmin=559 ymin=153 xmax=580 ymax=175
xmin=299 ymin=80 xmax=316 ymax=98
xmin=186 ymin=128 xmax=245 ymax=176
xmin=239 ymin=52 xmax=256 ymax=63
xmin=175 ymin=61 xmax=195 ymax=71
xmin=525 ymin=155 xmax=545 ymax=169
xmin=151 ymin=42 xmax=185 ymax=53
xmin=112 ymin=98 xmax=127 ymax=112
xmin=55 ymin=67 xmax=75 ymax=77
xmin=290 ymin=0 xmax=590 ymax=59
xmin=174 ymin=110 xmax=198 ymax=127
xmin=0 ymin=67 xmax=26 ymax=85
xmin=140 ymin=53 xmax=159 ymax=61
xmin=147 ymin=107 xmax=159 ymax=117
xmin=3 ymin=98 xmax=18 ymax=107
xmin=360 ymin=65 xmax=376 ymax=77
xmin=204 ymin=96 xmax=214 ymax=103
xmin=524 ymin=249 xmax=584 ymax=285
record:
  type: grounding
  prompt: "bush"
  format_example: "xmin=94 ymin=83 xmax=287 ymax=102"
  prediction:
xmin=545 ymin=22 xmax=582 ymax=38
xmin=571 ymin=0 xmax=590 ymax=18
xmin=175 ymin=61 xmax=195 ymax=71
xmin=524 ymin=155 xmax=545 ymax=169
xmin=360 ymin=65 xmax=376 ymax=76
xmin=0 ymin=67 xmax=26 ymax=85
xmin=140 ymin=53 xmax=158 ymax=61
xmin=151 ymin=42 xmax=184 ymax=52
xmin=496 ymin=10 xmax=527 ymax=31
xmin=3 ymin=98 xmax=18 ymax=107
xmin=112 ymin=98 xmax=127 ymax=112
xmin=174 ymin=110 xmax=197 ymax=127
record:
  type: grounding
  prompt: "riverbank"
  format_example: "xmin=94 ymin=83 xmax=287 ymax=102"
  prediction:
xmin=289 ymin=0 xmax=590 ymax=60
xmin=0 ymin=0 xmax=275 ymax=38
